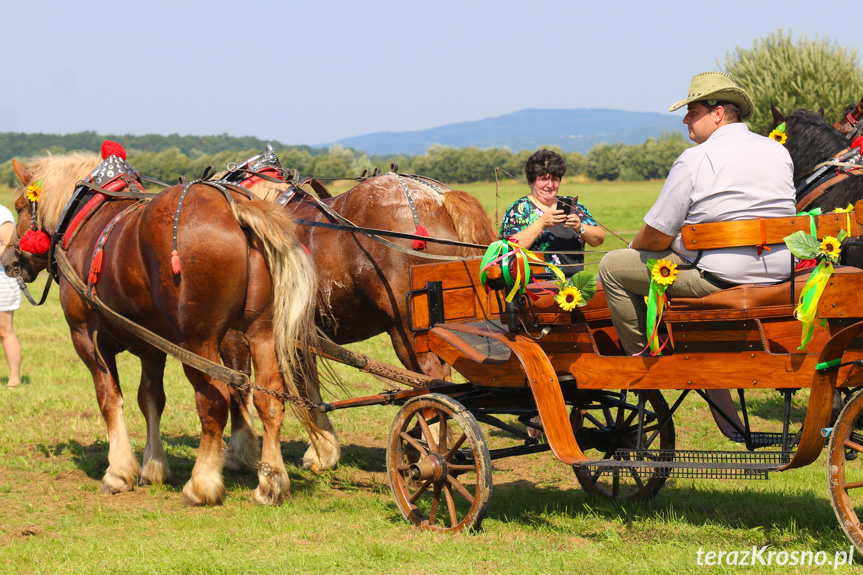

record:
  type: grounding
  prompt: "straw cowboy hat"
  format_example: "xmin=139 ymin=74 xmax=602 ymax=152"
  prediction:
xmin=668 ymin=72 xmax=754 ymax=120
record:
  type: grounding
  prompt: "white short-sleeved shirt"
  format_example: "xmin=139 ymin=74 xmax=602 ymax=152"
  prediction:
xmin=644 ymin=123 xmax=796 ymax=284
xmin=0 ymin=205 xmax=20 ymax=311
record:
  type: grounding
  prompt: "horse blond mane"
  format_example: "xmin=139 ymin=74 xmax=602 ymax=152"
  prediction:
xmin=15 ymin=152 xmax=101 ymax=231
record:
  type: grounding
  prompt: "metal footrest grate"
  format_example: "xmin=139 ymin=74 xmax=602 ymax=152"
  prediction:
xmin=576 ymin=450 xmax=794 ymax=480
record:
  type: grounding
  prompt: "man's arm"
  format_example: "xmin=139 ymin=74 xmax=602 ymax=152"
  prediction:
xmin=630 ymin=224 xmax=674 ymax=251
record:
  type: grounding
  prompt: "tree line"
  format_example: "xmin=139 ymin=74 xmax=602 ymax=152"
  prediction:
xmin=0 ymin=132 xmax=691 ymax=188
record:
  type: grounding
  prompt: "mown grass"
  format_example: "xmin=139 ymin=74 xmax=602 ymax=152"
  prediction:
xmin=0 ymin=184 xmax=860 ymax=574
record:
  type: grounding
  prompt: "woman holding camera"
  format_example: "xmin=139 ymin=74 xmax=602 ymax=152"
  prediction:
xmin=499 ymin=149 xmax=604 ymax=275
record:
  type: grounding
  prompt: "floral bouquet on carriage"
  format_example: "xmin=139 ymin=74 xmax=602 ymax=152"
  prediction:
xmin=478 ymin=239 xmax=596 ymax=311
xmin=784 ymin=223 xmax=845 ymax=350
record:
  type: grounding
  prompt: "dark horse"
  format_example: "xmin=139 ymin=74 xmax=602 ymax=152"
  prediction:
xmin=244 ymin=170 xmax=497 ymax=382
xmin=3 ymin=151 xmax=327 ymax=505
xmin=772 ymin=107 xmax=863 ymax=267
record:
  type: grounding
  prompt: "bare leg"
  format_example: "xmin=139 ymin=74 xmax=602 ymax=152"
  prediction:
xmin=0 ymin=310 xmax=21 ymax=388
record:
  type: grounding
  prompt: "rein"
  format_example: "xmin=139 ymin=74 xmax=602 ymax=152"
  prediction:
xmin=288 ymin=184 xmax=489 ymax=261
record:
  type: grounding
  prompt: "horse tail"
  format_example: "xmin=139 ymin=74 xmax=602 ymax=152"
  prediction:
xmin=442 ymin=191 xmax=497 ymax=255
xmin=229 ymin=200 xmax=320 ymax=433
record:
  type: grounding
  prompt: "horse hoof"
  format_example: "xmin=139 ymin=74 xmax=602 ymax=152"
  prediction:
xmin=253 ymin=463 xmax=289 ymax=505
xmin=100 ymin=480 xmax=133 ymax=495
xmin=181 ymin=475 xmax=226 ymax=506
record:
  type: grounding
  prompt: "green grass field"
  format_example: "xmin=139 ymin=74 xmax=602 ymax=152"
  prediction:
xmin=0 ymin=183 xmax=860 ymax=574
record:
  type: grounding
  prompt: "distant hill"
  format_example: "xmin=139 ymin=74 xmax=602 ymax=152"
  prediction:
xmin=328 ymin=108 xmax=689 ymax=155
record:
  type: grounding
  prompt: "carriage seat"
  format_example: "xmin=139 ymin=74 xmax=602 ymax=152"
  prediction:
xmin=525 ymin=266 xmax=863 ymax=323
xmin=664 ymin=266 xmax=862 ymax=320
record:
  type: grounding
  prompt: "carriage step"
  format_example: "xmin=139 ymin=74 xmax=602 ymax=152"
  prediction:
xmin=729 ymin=432 xmax=798 ymax=448
xmin=576 ymin=449 xmax=794 ymax=480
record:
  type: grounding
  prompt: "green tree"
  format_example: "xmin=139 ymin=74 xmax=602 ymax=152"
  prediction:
xmin=723 ymin=30 xmax=863 ymax=135
xmin=586 ymin=143 xmax=626 ymax=181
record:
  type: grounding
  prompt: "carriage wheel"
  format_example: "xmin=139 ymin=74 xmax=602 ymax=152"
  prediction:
xmin=386 ymin=394 xmax=492 ymax=532
xmin=573 ymin=390 xmax=675 ymax=501
xmin=827 ymin=389 xmax=863 ymax=553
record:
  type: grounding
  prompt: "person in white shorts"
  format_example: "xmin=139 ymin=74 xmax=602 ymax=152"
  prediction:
xmin=0 ymin=203 xmax=21 ymax=388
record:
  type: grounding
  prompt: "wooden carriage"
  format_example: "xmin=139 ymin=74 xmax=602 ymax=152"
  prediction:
xmin=319 ymin=200 xmax=863 ymax=547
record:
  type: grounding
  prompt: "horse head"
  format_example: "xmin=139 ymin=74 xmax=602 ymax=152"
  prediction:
xmin=2 ymin=160 xmax=46 ymax=282
xmin=771 ymin=107 xmax=849 ymax=184
xmin=2 ymin=154 xmax=100 ymax=282
xmin=834 ymin=95 xmax=863 ymax=136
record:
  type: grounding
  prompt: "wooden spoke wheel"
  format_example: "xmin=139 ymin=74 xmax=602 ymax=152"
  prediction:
xmin=573 ymin=390 xmax=675 ymax=501
xmin=386 ymin=394 xmax=492 ymax=532
xmin=827 ymin=389 xmax=863 ymax=553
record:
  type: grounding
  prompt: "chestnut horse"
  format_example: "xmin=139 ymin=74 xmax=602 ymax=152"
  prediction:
xmin=246 ymin=171 xmax=497 ymax=380
xmin=3 ymin=152 xmax=334 ymax=505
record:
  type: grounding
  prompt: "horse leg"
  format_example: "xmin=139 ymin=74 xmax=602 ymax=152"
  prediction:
xmin=301 ymin=361 xmax=340 ymax=473
xmin=387 ymin=327 xmax=452 ymax=381
xmin=137 ymin=351 xmax=170 ymax=485
xmin=244 ymin=326 xmax=291 ymax=504
xmin=220 ymin=329 xmax=260 ymax=473
xmin=69 ymin=327 xmax=140 ymax=494
xmin=180 ymin=358 xmax=229 ymax=506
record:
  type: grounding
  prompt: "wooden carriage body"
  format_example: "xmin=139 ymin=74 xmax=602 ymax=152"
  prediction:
xmin=404 ymin=202 xmax=863 ymax=468
xmin=375 ymin=200 xmax=863 ymax=540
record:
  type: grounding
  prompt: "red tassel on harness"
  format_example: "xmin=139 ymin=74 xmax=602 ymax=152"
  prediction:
xmin=413 ymin=225 xmax=429 ymax=251
xmin=88 ymin=249 xmax=104 ymax=285
xmin=101 ymin=140 xmax=127 ymax=159
xmin=171 ymin=250 xmax=181 ymax=275
xmin=19 ymin=230 xmax=50 ymax=254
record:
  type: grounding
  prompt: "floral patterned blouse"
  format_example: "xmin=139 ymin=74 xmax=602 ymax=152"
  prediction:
xmin=499 ymin=195 xmax=597 ymax=275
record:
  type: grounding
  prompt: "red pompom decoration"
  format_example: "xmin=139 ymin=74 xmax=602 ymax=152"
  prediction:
xmin=19 ymin=230 xmax=51 ymax=255
xmin=413 ymin=224 xmax=429 ymax=251
xmin=853 ymin=136 xmax=863 ymax=153
xmin=101 ymin=140 xmax=127 ymax=160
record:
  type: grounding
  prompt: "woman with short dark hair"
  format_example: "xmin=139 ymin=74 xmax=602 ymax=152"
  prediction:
xmin=499 ymin=149 xmax=603 ymax=275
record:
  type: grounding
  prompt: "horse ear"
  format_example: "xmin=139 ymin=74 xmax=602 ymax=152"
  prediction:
xmin=770 ymin=103 xmax=785 ymax=126
xmin=11 ymin=160 xmax=31 ymax=186
xmin=817 ymin=107 xmax=824 ymax=118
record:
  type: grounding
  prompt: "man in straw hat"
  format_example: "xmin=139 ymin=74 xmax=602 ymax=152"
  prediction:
xmin=598 ymin=71 xmax=796 ymax=356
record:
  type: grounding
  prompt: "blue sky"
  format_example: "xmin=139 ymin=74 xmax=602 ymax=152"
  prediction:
xmin=2 ymin=0 xmax=860 ymax=146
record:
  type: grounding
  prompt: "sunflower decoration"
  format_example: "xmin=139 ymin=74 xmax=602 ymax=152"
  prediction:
xmin=784 ymin=228 xmax=848 ymax=349
xmin=768 ymin=122 xmax=787 ymax=145
xmin=651 ymin=259 xmax=678 ymax=285
xmin=554 ymin=271 xmax=596 ymax=312
xmin=818 ymin=235 xmax=842 ymax=263
xmin=26 ymin=180 xmax=43 ymax=203
xmin=555 ymin=286 xmax=582 ymax=311
xmin=643 ymin=258 xmax=679 ymax=355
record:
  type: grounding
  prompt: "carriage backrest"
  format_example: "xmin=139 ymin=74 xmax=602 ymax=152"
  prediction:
xmin=680 ymin=199 xmax=863 ymax=250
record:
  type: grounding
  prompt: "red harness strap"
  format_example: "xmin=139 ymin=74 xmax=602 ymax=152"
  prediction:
xmin=86 ymin=202 xmax=146 ymax=298
xmin=235 ymin=167 xmax=283 ymax=190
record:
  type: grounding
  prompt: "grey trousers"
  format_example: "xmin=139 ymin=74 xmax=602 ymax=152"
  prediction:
xmin=597 ymin=248 xmax=724 ymax=355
